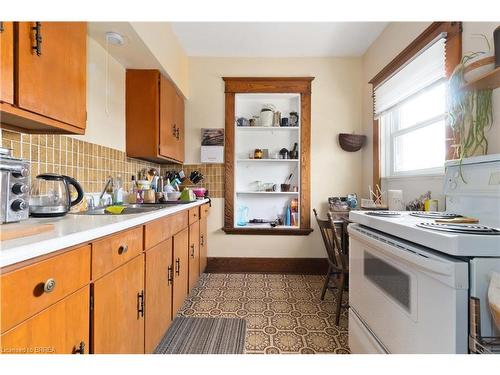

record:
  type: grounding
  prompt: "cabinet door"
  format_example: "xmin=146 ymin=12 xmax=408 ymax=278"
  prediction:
xmin=0 ymin=287 xmax=89 ymax=354
xmin=174 ymin=90 xmax=185 ymax=162
xmin=92 ymin=255 xmax=145 ymax=354
xmin=172 ymin=228 xmax=189 ymax=316
xmin=0 ymin=21 xmax=14 ymax=104
xmin=188 ymin=221 xmax=200 ymax=292
xmin=145 ymin=239 xmax=173 ymax=353
xmin=17 ymin=22 xmax=86 ymax=128
xmin=199 ymin=216 xmax=208 ymax=274
xmin=159 ymin=75 xmax=177 ymax=160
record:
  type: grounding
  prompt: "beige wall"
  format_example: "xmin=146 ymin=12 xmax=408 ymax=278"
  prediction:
xmin=186 ymin=57 xmax=363 ymax=258
xmin=130 ymin=22 xmax=189 ymax=97
xmin=361 ymin=22 xmax=500 ymax=205
xmin=72 ymin=37 xmax=126 ymax=152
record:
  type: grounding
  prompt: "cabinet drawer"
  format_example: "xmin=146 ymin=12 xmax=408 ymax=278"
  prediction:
xmin=200 ymin=204 xmax=210 ymax=219
xmin=144 ymin=211 xmax=188 ymax=250
xmin=92 ymin=227 xmax=143 ymax=279
xmin=1 ymin=245 xmax=90 ymax=334
xmin=188 ymin=207 xmax=199 ymax=224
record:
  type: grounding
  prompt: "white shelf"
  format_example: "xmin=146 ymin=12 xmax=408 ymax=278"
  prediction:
xmin=237 ymin=158 xmax=299 ymax=163
xmin=236 ymin=191 xmax=299 ymax=195
xmin=236 ymin=126 xmax=299 ymax=130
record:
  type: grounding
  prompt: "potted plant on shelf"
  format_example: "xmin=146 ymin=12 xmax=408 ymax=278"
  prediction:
xmin=447 ymin=34 xmax=494 ymax=173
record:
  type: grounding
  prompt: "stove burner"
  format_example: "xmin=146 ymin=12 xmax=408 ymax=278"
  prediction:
xmin=365 ymin=211 xmax=402 ymax=217
xmin=416 ymin=222 xmax=500 ymax=235
xmin=410 ymin=211 xmax=463 ymax=219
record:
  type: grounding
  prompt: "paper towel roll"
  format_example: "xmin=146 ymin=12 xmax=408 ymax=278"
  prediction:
xmin=388 ymin=190 xmax=404 ymax=211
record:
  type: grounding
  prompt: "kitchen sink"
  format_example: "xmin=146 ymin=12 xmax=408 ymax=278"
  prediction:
xmin=73 ymin=204 xmax=170 ymax=215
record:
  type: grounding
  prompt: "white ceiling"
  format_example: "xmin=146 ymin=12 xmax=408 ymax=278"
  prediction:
xmin=171 ymin=22 xmax=388 ymax=57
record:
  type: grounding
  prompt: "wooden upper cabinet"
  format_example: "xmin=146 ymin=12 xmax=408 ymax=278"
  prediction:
xmin=0 ymin=22 xmax=87 ymax=134
xmin=92 ymin=255 xmax=145 ymax=354
xmin=1 ymin=287 xmax=90 ymax=354
xmin=126 ymin=69 xmax=184 ymax=164
xmin=145 ymin=239 xmax=173 ymax=353
xmin=174 ymin=90 xmax=185 ymax=162
xmin=0 ymin=22 xmax=14 ymax=104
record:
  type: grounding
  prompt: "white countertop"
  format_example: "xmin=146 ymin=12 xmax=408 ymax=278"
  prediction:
xmin=0 ymin=199 xmax=209 ymax=268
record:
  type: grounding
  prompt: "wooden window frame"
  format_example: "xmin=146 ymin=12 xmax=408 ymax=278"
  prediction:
xmin=369 ymin=22 xmax=462 ymax=188
xmin=222 ymin=77 xmax=314 ymax=235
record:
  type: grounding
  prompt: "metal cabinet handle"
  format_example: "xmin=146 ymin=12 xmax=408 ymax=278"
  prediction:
xmin=175 ymin=257 xmax=180 ymax=276
xmin=118 ymin=244 xmax=128 ymax=255
xmin=200 ymin=235 xmax=204 ymax=247
xmin=74 ymin=341 xmax=85 ymax=354
xmin=172 ymin=124 xmax=177 ymax=137
xmin=43 ymin=278 xmax=56 ymax=293
xmin=137 ymin=290 xmax=144 ymax=318
xmin=167 ymin=265 xmax=173 ymax=285
xmin=190 ymin=244 xmax=195 ymax=258
xmin=175 ymin=127 xmax=180 ymax=140
xmin=32 ymin=22 xmax=42 ymax=56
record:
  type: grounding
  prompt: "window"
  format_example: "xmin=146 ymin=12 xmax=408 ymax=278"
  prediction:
xmin=375 ymin=37 xmax=447 ymax=177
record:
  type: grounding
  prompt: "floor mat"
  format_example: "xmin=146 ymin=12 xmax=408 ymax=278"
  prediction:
xmin=155 ymin=316 xmax=246 ymax=354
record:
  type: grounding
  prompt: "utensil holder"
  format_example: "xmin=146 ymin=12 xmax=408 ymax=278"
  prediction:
xmin=280 ymin=184 xmax=290 ymax=192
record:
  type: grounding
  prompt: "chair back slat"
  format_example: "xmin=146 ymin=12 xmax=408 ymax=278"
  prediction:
xmin=313 ymin=209 xmax=347 ymax=271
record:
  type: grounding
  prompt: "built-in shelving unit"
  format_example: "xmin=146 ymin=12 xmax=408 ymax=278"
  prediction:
xmin=222 ymin=77 xmax=314 ymax=235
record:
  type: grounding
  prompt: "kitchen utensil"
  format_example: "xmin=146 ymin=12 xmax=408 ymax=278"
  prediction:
xmin=273 ymin=111 xmax=281 ymax=127
xmin=189 ymin=170 xmax=204 ymax=184
xmin=262 ymin=149 xmax=269 ymax=159
xmin=260 ymin=104 xmax=275 ymax=127
xmin=279 ymin=148 xmax=289 ymax=159
xmin=0 ymin=147 xmax=30 ymax=223
xmin=167 ymin=191 xmax=182 ymax=201
xmin=280 ymin=117 xmax=289 ymax=127
xmin=237 ymin=206 xmax=249 ymax=226
xmin=289 ymin=143 xmax=298 ymax=159
xmin=254 ymin=149 xmax=263 ymax=159
xmin=0 ymin=223 xmax=54 ymax=241
xmin=280 ymin=184 xmax=291 ymax=192
xmin=143 ymin=189 xmax=156 ymax=203
xmin=435 ymin=217 xmax=480 ymax=224
xmin=263 ymin=183 xmax=276 ymax=192
xmin=192 ymin=187 xmax=207 ymax=198
xmin=30 ymin=173 xmax=84 ymax=217
xmin=236 ymin=117 xmax=249 ymax=127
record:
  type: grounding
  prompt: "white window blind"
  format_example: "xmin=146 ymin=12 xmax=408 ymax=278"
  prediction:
xmin=374 ymin=35 xmax=446 ymax=117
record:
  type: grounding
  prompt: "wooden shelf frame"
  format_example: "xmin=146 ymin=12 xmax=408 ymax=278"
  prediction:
xmin=222 ymin=77 xmax=314 ymax=235
xmin=462 ymin=67 xmax=500 ymax=91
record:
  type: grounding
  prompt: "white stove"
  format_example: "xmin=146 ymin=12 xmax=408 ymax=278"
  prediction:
xmin=348 ymin=154 xmax=500 ymax=354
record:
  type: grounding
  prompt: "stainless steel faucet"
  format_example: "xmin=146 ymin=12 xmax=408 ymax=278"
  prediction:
xmin=99 ymin=176 xmax=113 ymax=206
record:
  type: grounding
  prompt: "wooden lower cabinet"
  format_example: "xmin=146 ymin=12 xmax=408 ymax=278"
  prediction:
xmin=144 ymin=239 xmax=173 ymax=353
xmin=188 ymin=220 xmax=200 ymax=292
xmin=172 ymin=228 xmax=189 ymax=315
xmin=200 ymin=216 xmax=208 ymax=274
xmin=0 ymin=287 xmax=89 ymax=354
xmin=92 ymin=255 xmax=145 ymax=354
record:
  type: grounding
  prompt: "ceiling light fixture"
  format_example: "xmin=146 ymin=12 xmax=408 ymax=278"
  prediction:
xmin=105 ymin=31 xmax=125 ymax=46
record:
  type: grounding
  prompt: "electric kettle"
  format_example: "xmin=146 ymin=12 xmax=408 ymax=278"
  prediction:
xmin=29 ymin=173 xmax=84 ymax=217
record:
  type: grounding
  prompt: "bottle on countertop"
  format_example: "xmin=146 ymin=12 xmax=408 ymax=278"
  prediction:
xmin=112 ymin=175 xmax=124 ymax=205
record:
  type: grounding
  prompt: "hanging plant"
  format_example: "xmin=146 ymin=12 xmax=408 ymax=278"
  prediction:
xmin=448 ymin=35 xmax=494 ymax=161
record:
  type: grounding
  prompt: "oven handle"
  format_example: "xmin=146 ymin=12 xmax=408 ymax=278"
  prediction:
xmin=351 ymin=227 xmax=454 ymax=277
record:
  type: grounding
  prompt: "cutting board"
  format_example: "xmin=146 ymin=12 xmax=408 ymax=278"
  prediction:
xmin=0 ymin=223 xmax=55 ymax=241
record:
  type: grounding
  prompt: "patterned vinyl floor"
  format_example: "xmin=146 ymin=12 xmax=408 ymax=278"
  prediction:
xmin=177 ymin=273 xmax=350 ymax=354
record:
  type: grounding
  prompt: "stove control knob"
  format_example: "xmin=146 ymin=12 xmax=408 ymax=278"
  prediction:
xmin=450 ymin=181 xmax=457 ymax=190
xmin=11 ymin=199 xmax=27 ymax=212
xmin=12 ymin=183 xmax=29 ymax=195
xmin=12 ymin=167 xmax=29 ymax=178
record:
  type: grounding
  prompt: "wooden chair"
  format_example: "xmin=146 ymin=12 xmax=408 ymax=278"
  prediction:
xmin=313 ymin=209 xmax=349 ymax=326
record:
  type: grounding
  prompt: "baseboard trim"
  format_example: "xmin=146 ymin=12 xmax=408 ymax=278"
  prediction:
xmin=206 ymin=257 xmax=328 ymax=275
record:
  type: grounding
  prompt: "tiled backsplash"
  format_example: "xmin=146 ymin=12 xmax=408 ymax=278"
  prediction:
xmin=1 ymin=129 xmax=224 ymax=198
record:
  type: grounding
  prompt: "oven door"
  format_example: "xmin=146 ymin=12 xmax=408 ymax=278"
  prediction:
xmin=348 ymin=224 xmax=469 ymax=353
